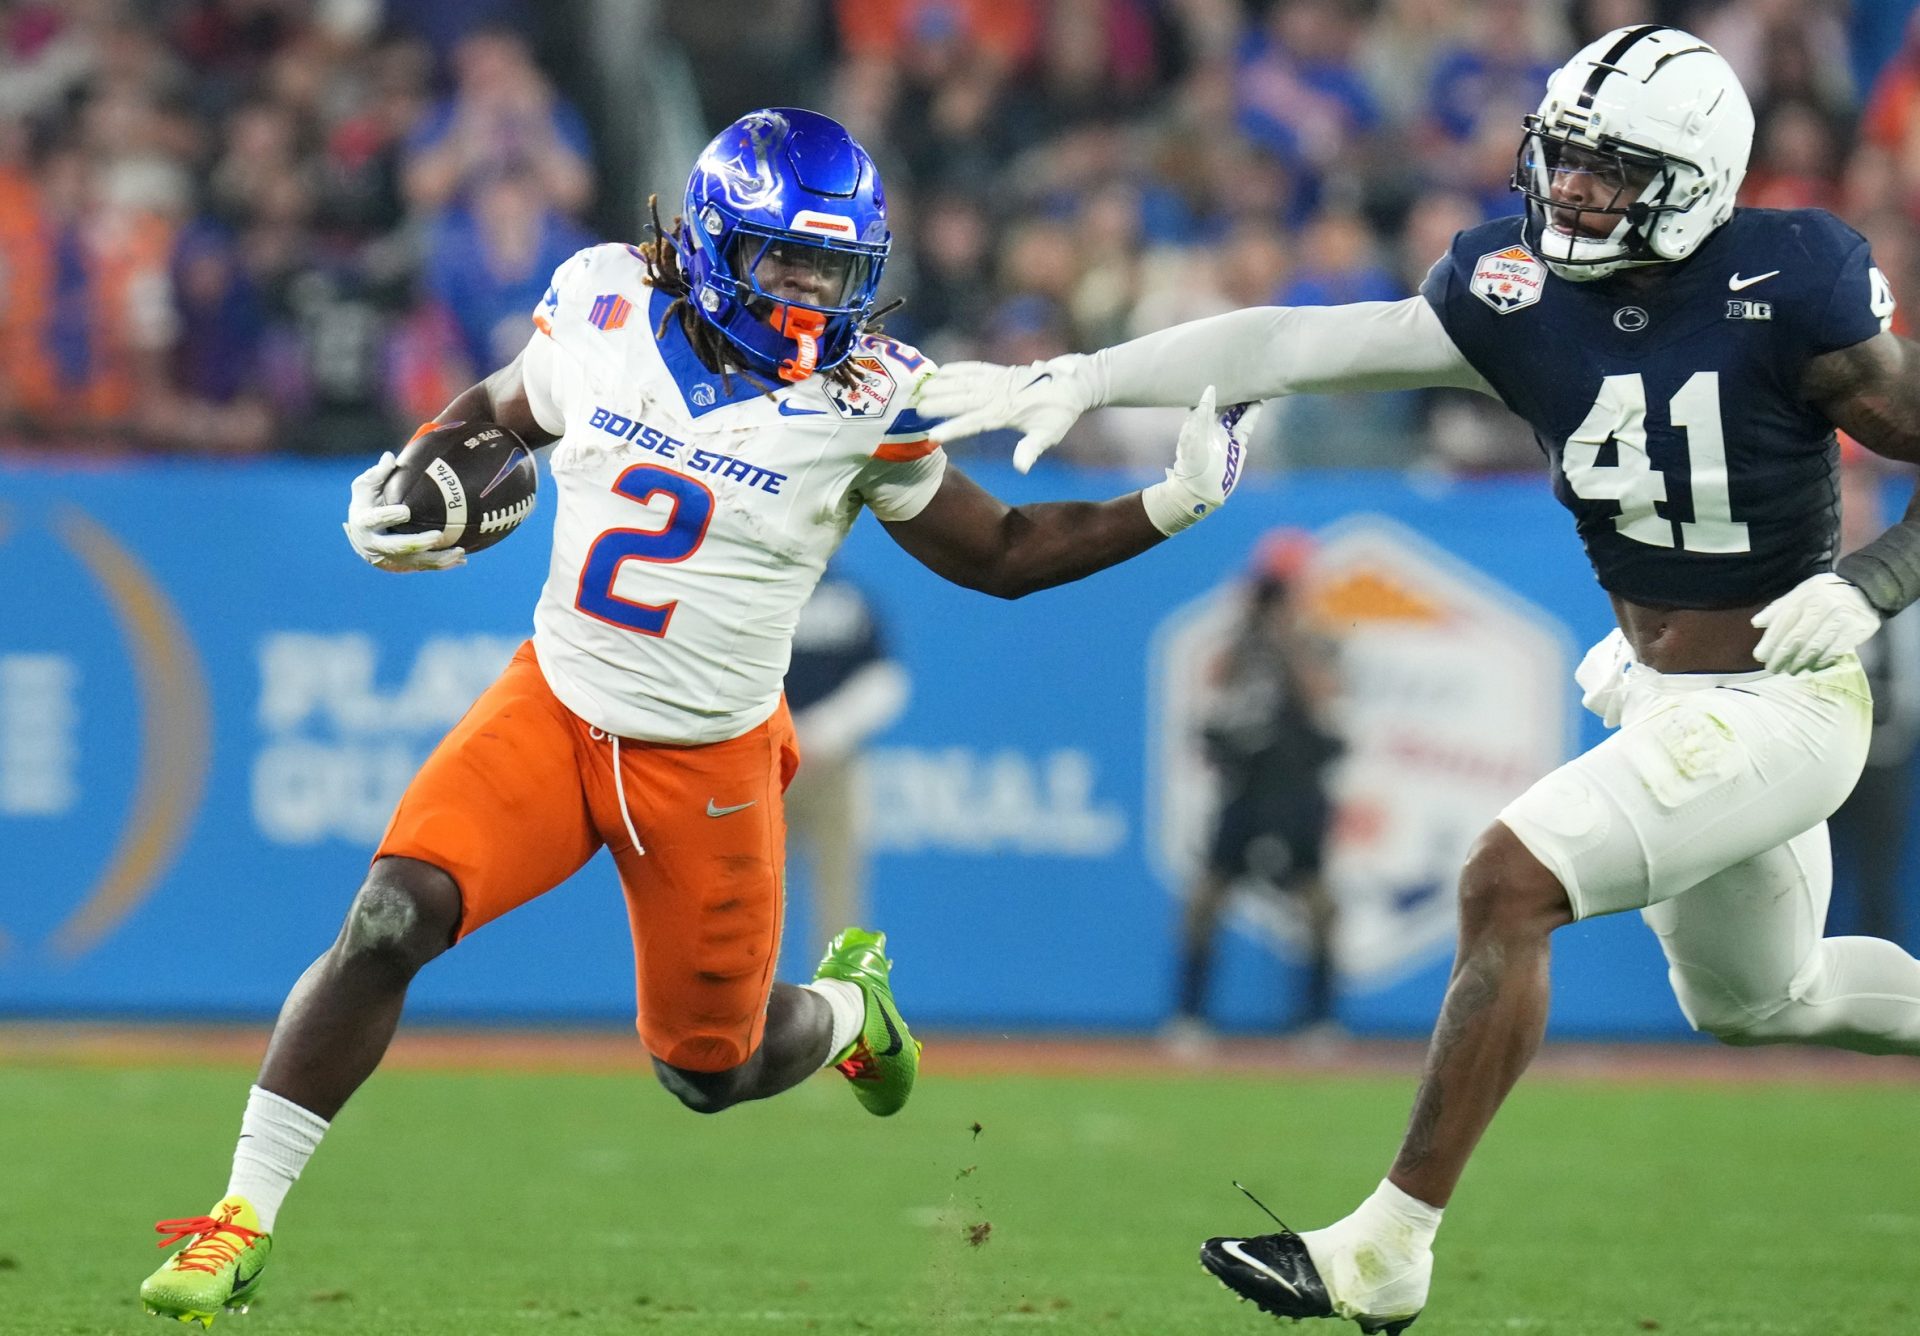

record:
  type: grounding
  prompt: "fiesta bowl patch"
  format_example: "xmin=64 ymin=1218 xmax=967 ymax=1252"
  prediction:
xmin=825 ymin=355 xmax=896 ymax=418
xmin=1471 ymin=246 xmax=1546 ymax=314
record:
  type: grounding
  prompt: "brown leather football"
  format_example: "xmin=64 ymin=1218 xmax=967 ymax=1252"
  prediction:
xmin=380 ymin=421 xmax=538 ymax=554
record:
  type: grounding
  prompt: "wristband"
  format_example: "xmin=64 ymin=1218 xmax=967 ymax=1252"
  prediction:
xmin=1835 ymin=518 xmax=1920 ymax=616
xmin=1141 ymin=478 xmax=1212 ymax=536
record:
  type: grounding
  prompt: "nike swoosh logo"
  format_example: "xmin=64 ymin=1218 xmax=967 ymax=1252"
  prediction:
xmin=1728 ymin=271 xmax=1780 ymax=291
xmin=875 ymin=999 xmax=904 ymax=1057
xmin=1024 ymin=372 xmax=1053 ymax=388
xmin=1221 ymin=1240 xmax=1301 ymax=1296
xmin=705 ymin=799 xmax=757 ymax=817
xmin=479 ymin=447 xmax=530 ymax=499
xmin=776 ymin=401 xmax=826 ymax=416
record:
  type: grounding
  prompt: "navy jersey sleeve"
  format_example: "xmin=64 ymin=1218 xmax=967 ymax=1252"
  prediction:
xmin=1762 ymin=211 xmax=1895 ymax=362
xmin=1812 ymin=232 xmax=1895 ymax=355
xmin=1417 ymin=251 xmax=1454 ymax=311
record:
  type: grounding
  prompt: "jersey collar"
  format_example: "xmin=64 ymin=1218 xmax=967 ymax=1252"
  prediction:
xmin=649 ymin=288 xmax=772 ymax=419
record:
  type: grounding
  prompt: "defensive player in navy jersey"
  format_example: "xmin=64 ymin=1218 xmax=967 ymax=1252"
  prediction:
xmin=918 ymin=26 xmax=1920 ymax=1334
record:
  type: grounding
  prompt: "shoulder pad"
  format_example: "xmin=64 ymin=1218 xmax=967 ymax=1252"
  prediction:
xmin=856 ymin=335 xmax=941 ymax=460
xmin=1742 ymin=208 xmax=1868 ymax=269
xmin=535 ymin=242 xmax=651 ymax=337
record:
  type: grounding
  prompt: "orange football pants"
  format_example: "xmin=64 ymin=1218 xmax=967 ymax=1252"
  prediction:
xmin=376 ymin=642 xmax=800 ymax=1071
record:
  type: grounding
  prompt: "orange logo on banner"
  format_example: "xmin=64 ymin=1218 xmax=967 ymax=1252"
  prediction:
xmin=1306 ymin=566 xmax=1448 ymax=625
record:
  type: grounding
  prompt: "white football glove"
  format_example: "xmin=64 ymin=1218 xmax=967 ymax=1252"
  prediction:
xmin=1141 ymin=387 xmax=1260 ymax=536
xmin=1574 ymin=627 xmax=1635 ymax=729
xmin=915 ymin=355 xmax=1097 ymax=473
xmin=343 ymin=452 xmax=466 ymax=572
xmin=1750 ymin=572 xmax=1882 ymax=675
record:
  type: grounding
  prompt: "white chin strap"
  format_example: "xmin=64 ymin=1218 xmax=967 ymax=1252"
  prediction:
xmin=1537 ymin=212 xmax=1648 ymax=282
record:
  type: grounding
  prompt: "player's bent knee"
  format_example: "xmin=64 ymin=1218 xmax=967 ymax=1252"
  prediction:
xmin=1665 ymin=970 xmax=1786 ymax=1046
xmin=651 ymin=1056 xmax=749 ymax=1115
xmin=1457 ymin=824 xmax=1574 ymax=939
xmin=341 ymin=858 xmax=461 ymax=972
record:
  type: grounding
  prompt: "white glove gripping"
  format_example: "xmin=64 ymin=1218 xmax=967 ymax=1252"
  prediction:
xmin=1574 ymin=628 xmax=1635 ymax=729
xmin=1140 ymin=387 xmax=1260 ymax=537
xmin=343 ymin=452 xmax=466 ymax=572
xmin=915 ymin=355 xmax=1097 ymax=473
xmin=1750 ymin=572 xmax=1883 ymax=675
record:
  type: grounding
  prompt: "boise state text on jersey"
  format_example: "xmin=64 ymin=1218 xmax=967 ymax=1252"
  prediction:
xmin=520 ymin=242 xmax=946 ymax=745
xmin=1423 ymin=208 xmax=1895 ymax=609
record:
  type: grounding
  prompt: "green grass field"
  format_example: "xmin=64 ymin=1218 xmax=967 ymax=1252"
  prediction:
xmin=3 ymin=1058 xmax=1916 ymax=1335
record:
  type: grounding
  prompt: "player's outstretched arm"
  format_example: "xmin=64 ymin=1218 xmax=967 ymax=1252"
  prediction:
xmin=343 ymin=349 xmax=559 ymax=573
xmin=882 ymin=389 xmax=1256 ymax=599
xmin=914 ymin=298 xmax=1485 ymax=472
xmin=1751 ymin=332 xmax=1920 ymax=672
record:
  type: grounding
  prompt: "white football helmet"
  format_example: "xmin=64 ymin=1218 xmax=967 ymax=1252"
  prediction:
xmin=1514 ymin=25 xmax=1754 ymax=281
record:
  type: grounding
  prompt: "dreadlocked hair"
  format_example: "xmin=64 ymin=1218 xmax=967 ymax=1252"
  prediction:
xmin=637 ymin=195 xmax=904 ymax=398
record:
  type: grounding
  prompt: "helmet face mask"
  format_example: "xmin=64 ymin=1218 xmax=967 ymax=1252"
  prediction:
xmin=728 ymin=231 xmax=877 ymax=312
xmin=1513 ymin=26 xmax=1753 ymax=282
xmin=680 ymin=109 xmax=890 ymax=381
xmin=1514 ymin=120 xmax=1703 ymax=272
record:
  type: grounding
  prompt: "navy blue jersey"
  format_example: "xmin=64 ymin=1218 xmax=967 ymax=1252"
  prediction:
xmin=1422 ymin=209 xmax=1893 ymax=609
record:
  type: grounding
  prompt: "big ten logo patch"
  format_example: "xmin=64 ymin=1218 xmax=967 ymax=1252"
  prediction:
xmin=825 ymin=356 xmax=896 ymax=419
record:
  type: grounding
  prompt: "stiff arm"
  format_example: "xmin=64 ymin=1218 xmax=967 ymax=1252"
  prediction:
xmin=917 ymin=298 xmax=1494 ymax=469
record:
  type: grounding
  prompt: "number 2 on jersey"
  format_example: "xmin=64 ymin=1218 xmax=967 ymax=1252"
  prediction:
xmin=1561 ymin=372 xmax=1751 ymax=554
xmin=574 ymin=464 xmax=715 ymax=636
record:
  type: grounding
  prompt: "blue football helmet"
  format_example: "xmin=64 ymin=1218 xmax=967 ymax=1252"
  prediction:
xmin=679 ymin=108 xmax=890 ymax=381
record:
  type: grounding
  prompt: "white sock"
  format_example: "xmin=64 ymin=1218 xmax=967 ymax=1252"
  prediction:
xmin=225 ymin=1086 xmax=329 ymax=1232
xmin=805 ymin=978 xmax=865 ymax=1065
xmin=1299 ymin=1179 xmax=1442 ymax=1319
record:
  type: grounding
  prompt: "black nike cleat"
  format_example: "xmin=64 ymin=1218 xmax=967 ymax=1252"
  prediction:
xmin=1200 ymin=1231 xmax=1419 ymax=1335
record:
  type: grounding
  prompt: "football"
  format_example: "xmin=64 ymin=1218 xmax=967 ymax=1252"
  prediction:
xmin=381 ymin=420 xmax=538 ymax=554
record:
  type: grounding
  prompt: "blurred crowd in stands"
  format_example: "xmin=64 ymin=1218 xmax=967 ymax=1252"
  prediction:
xmin=2 ymin=0 xmax=1917 ymax=472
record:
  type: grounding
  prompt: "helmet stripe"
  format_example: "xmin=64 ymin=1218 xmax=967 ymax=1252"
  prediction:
xmin=1576 ymin=24 xmax=1667 ymax=109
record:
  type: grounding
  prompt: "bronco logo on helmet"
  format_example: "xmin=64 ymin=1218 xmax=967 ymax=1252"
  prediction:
xmin=678 ymin=108 xmax=891 ymax=382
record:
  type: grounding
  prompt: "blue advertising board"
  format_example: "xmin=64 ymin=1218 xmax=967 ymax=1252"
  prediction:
xmin=2 ymin=456 xmax=1911 ymax=1036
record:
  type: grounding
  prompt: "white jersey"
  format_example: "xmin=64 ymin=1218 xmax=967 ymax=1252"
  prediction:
xmin=517 ymin=243 xmax=947 ymax=744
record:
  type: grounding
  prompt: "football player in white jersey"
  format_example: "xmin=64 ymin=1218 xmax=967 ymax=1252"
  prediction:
xmin=139 ymin=107 xmax=1259 ymax=1324
xmin=919 ymin=27 xmax=1920 ymax=1335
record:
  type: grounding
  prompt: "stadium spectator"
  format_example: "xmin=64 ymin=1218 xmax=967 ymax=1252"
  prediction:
xmin=1266 ymin=211 xmax=1418 ymax=469
xmin=1416 ymin=0 xmax=1556 ymax=219
xmin=319 ymin=34 xmax=434 ymax=238
xmin=895 ymin=188 xmax=995 ymax=358
xmin=423 ymin=165 xmax=595 ymax=373
xmin=148 ymin=218 xmax=274 ymax=454
xmin=1743 ymin=99 xmax=1845 ymax=212
xmin=0 ymin=0 xmax=1909 ymax=470
xmin=1233 ymin=0 xmax=1382 ymax=216
xmin=402 ymin=25 xmax=593 ymax=216
xmin=0 ymin=144 xmax=176 ymax=446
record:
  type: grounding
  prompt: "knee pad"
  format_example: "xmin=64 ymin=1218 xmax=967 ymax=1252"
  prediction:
xmin=1663 ymin=961 xmax=1785 ymax=1044
xmin=652 ymin=1059 xmax=739 ymax=1115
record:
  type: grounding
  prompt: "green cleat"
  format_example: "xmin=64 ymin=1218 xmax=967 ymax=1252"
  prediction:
xmin=140 ymin=1196 xmax=272 ymax=1328
xmin=815 ymin=927 xmax=922 ymax=1117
